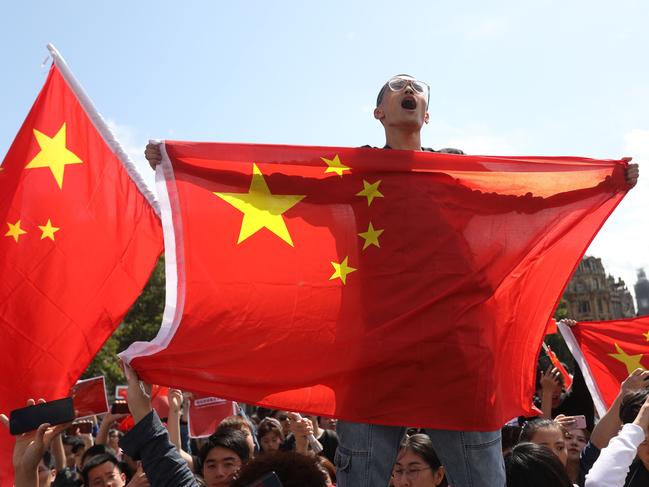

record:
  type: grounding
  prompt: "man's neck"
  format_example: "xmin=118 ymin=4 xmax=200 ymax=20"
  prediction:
xmin=384 ymin=129 xmax=422 ymax=151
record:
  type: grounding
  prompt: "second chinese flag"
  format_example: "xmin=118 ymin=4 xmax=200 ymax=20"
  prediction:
xmin=124 ymin=142 xmax=629 ymax=430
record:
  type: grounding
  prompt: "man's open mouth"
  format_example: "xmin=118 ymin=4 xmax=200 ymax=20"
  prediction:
xmin=401 ymin=97 xmax=417 ymax=110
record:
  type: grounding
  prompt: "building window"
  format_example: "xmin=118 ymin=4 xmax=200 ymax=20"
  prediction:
xmin=579 ymin=301 xmax=591 ymax=313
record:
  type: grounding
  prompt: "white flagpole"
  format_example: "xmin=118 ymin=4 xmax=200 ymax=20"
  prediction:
xmin=557 ymin=321 xmax=608 ymax=418
xmin=46 ymin=43 xmax=160 ymax=215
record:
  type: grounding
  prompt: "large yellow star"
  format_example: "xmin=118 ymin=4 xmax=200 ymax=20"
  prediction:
xmin=25 ymin=123 xmax=83 ymax=189
xmin=609 ymin=343 xmax=646 ymax=375
xmin=644 ymin=330 xmax=649 ymax=342
xmin=214 ymin=163 xmax=306 ymax=246
xmin=322 ymin=155 xmax=350 ymax=177
xmin=358 ymin=222 xmax=384 ymax=250
xmin=329 ymin=256 xmax=357 ymax=284
xmin=5 ymin=220 xmax=27 ymax=243
xmin=38 ymin=219 xmax=60 ymax=241
xmin=356 ymin=179 xmax=384 ymax=206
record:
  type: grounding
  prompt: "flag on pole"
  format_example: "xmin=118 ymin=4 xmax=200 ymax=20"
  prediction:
xmin=559 ymin=317 xmax=649 ymax=418
xmin=0 ymin=45 xmax=163 ymax=485
xmin=121 ymin=140 xmax=629 ymax=430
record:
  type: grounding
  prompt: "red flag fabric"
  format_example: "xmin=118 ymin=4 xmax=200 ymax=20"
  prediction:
xmin=188 ymin=395 xmax=238 ymax=438
xmin=70 ymin=376 xmax=109 ymax=418
xmin=0 ymin=50 xmax=162 ymax=484
xmin=559 ymin=317 xmax=649 ymax=418
xmin=122 ymin=141 xmax=628 ymax=430
xmin=151 ymin=385 xmax=171 ymax=419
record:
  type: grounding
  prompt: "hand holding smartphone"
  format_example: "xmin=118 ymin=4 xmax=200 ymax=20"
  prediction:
xmin=111 ymin=401 xmax=130 ymax=415
xmin=9 ymin=397 xmax=75 ymax=435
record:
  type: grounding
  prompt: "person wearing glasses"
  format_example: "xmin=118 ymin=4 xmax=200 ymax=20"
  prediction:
xmin=334 ymin=73 xmax=506 ymax=487
xmin=392 ymin=434 xmax=447 ymax=487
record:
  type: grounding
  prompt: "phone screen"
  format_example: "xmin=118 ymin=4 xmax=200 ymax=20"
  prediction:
xmin=111 ymin=401 xmax=130 ymax=414
xmin=9 ymin=397 xmax=75 ymax=435
xmin=572 ymin=415 xmax=587 ymax=430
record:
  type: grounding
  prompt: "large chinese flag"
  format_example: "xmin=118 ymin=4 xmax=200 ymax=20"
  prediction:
xmin=0 ymin=49 xmax=162 ymax=484
xmin=559 ymin=318 xmax=649 ymax=418
xmin=122 ymin=142 xmax=629 ymax=430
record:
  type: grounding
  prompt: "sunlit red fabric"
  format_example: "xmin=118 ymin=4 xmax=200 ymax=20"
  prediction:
xmin=0 ymin=64 xmax=162 ymax=485
xmin=563 ymin=317 xmax=649 ymax=413
xmin=126 ymin=141 xmax=629 ymax=430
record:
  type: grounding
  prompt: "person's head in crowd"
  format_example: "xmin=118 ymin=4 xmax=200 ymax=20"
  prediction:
xmin=62 ymin=435 xmax=86 ymax=469
xmin=564 ymin=427 xmax=589 ymax=465
xmin=315 ymin=455 xmax=336 ymax=485
xmin=38 ymin=451 xmax=57 ymax=487
xmin=318 ymin=417 xmax=337 ymax=431
xmin=392 ymin=433 xmax=447 ymax=487
xmin=216 ymin=415 xmax=256 ymax=458
xmin=504 ymin=442 xmax=574 ymax=487
xmin=200 ymin=429 xmax=251 ymax=487
xmin=255 ymin=407 xmax=272 ymax=423
xmin=81 ymin=444 xmax=117 ymax=468
xmin=82 ymin=453 xmax=126 ymax=487
xmin=257 ymin=417 xmax=285 ymax=453
xmin=230 ymin=451 xmax=328 ymax=487
xmin=271 ymin=410 xmax=291 ymax=436
xmin=620 ymin=388 xmax=649 ymax=467
xmin=536 ymin=359 xmax=565 ymax=409
xmin=519 ymin=418 xmax=567 ymax=466
xmin=374 ymin=74 xmax=430 ymax=134
xmin=501 ymin=425 xmax=522 ymax=456
xmin=107 ymin=428 xmax=122 ymax=451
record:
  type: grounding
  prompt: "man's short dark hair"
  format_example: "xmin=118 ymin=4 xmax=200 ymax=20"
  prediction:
xmin=231 ymin=451 xmax=327 ymax=487
xmin=81 ymin=444 xmax=117 ymax=467
xmin=376 ymin=73 xmax=418 ymax=106
xmin=199 ymin=429 xmax=250 ymax=466
xmin=620 ymin=389 xmax=649 ymax=424
xmin=82 ymin=453 xmax=122 ymax=485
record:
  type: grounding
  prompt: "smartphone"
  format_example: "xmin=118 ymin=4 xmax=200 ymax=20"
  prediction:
xmin=65 ymin=422 xmax=92 ymax=435
xmin=245 ymin=471 xmax=284 ymax=487
xmin=9 ymin=397 xmax=75 ymax=435
xmin=572 ymin=415 xmax=587 ymax=430
xmin=111 ymin=401 xmax=130 ymax=414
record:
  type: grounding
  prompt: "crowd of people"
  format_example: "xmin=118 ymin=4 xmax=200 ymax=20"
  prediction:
xmin=2 ymin=74 xmax=644 ymax=487
xmin=3 ymin=343 xmax=649 ymax=487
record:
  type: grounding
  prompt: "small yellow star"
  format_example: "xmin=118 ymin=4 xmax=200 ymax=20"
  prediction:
xmin=643 ymin=330 xmax=649 ymax=342
xmin=25 ymin=123 xmax=83 ymax=189
xmin=358 ymin=222 xmax=384 ymax=250
xmin=321 ymin=155 xmax=350 ymax=177
xmin=5 ymin=220 xmax=27 ymax=243
xmin=356 ymin=179 xmax=384 ymax=206
xmin=214 ymin=163 xmax=305 ymax=246
xmin=609 ymin=343 xmax=646 ymax=375
xmin=329 ymin=256 xmax=357 ymax=285
xmin=38 ymin=219 xmax=60 ymax=241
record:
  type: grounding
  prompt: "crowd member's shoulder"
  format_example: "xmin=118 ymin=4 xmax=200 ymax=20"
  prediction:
xmin=429 ymin=147 xmax=465 ymax=154
xmin=361 ymin=145 xmax=465 ymax=154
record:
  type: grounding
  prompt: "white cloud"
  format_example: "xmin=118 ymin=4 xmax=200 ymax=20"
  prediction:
xmin=586 ymin=128 xmax=649 ymax=300
xmin=105 ymin=119 xmax=156 ymax=192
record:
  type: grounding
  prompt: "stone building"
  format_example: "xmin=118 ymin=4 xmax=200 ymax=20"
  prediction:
xmin=563 ymin=256 xmax=636 ymax=321
xmin=635 ymin=269 xmax=649 ymax=316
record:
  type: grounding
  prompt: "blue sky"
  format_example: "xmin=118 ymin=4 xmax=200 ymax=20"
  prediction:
xmin=2 ymin=0 xmax=648 ymax=298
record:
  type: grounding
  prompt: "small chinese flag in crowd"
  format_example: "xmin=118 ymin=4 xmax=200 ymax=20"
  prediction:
xmin=560 ymin=317 xmax=649 ymax=418
xmin=122 ymin=141 xmax=630 ymax=431
xmin=0 ymin=47 xmax=162 ymax=485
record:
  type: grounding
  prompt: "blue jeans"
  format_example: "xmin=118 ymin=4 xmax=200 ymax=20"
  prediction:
xmin=335 ymin=421 xmax=505 ymax=487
